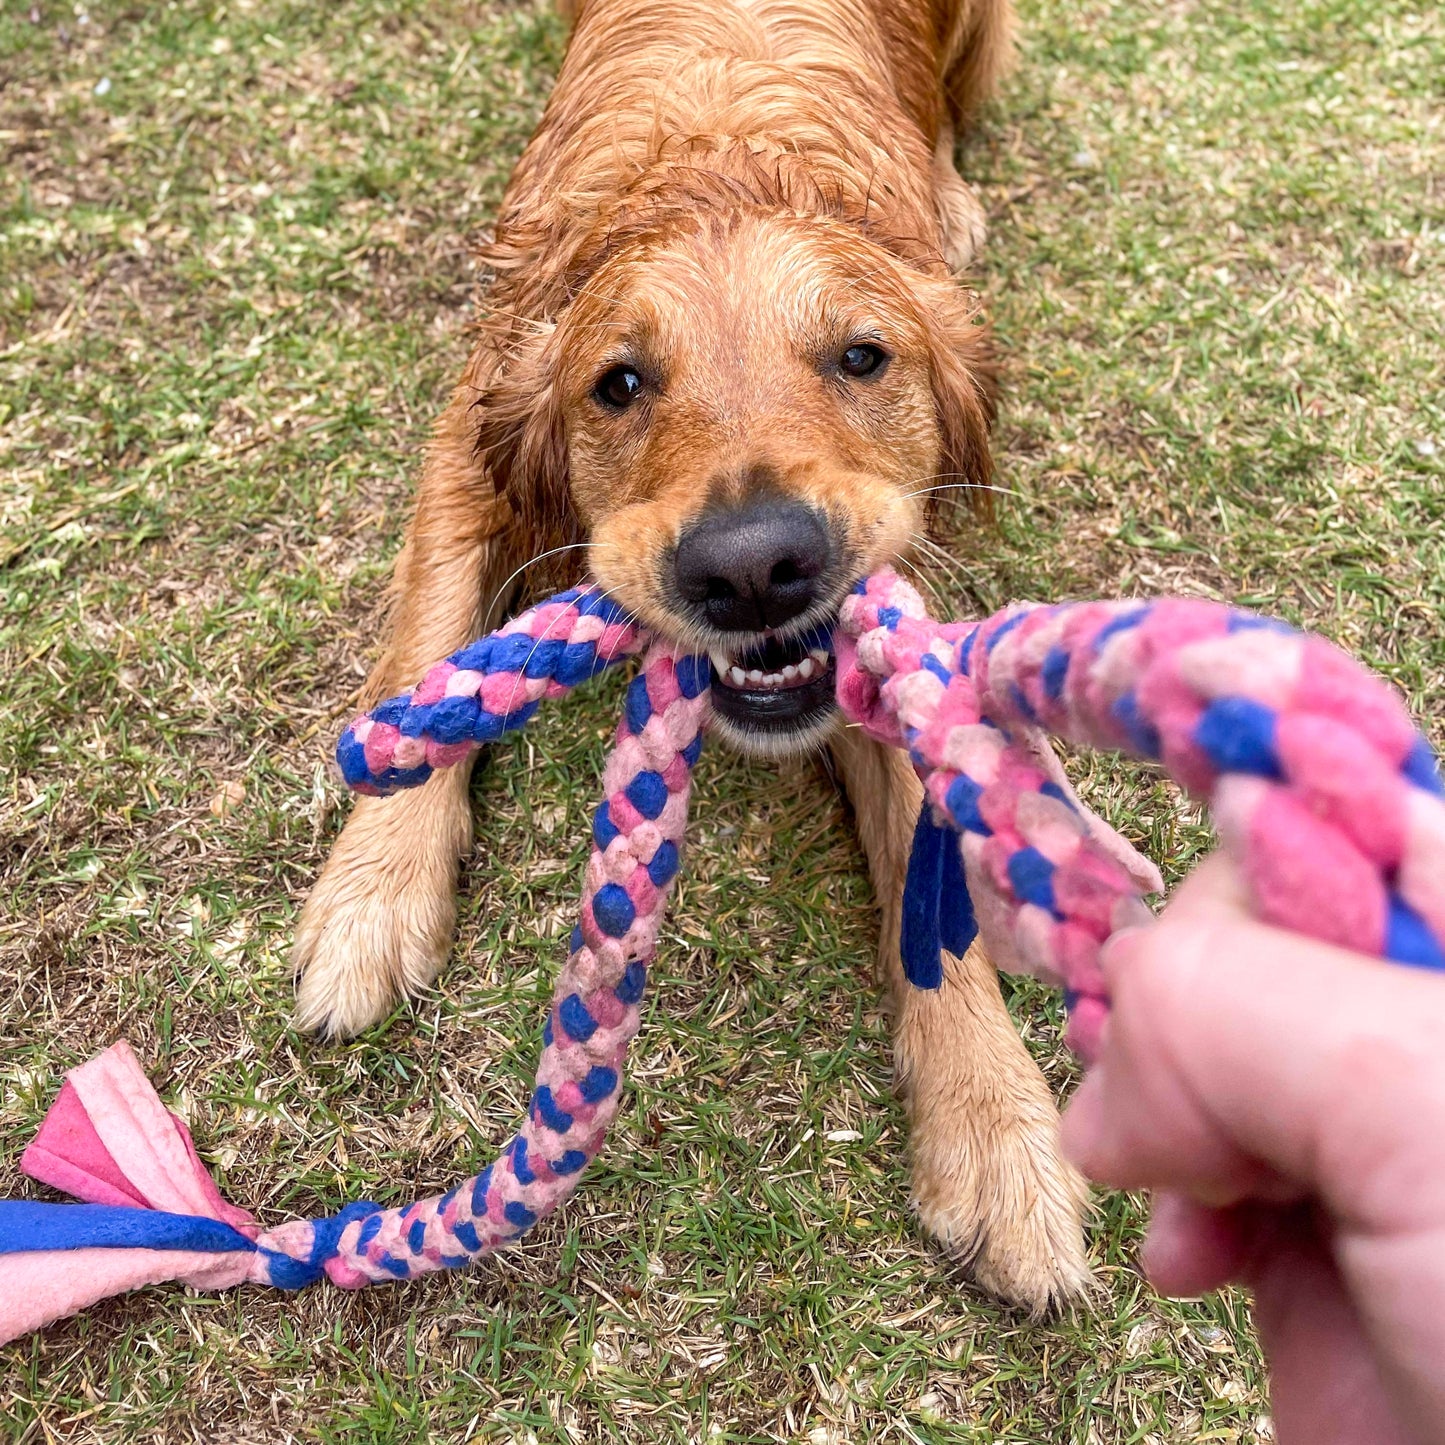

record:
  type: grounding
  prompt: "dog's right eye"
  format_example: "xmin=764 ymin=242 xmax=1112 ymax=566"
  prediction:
xmin=839 ymin=343 xmax=889 ymax=378
xmin=593 ymin=365 xmax=644 ymax=411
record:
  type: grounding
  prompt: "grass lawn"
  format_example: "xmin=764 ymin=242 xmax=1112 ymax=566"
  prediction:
xmin=1 ymin=0 xmax=1441 ymax=1439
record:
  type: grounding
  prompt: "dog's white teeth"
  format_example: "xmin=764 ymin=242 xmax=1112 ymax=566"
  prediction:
xmin=713 ymin=641 xmax=830 ymax=691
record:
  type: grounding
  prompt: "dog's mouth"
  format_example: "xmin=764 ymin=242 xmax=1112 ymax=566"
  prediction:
xmin=704 ymin=620 xmax=838 ymax=741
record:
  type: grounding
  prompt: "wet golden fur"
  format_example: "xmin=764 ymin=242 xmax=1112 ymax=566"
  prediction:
xmin=292 ymin=0 xmax=1092 ymax=1312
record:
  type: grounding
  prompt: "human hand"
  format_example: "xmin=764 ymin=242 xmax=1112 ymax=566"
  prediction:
xmin=1061 ymin=854 xmax=1445 ymax=1445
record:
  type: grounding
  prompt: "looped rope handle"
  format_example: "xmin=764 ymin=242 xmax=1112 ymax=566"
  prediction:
xmin=336 ymin=584 xmax=646 ymax=796
xmin=251 ymin=642 xmax=711 ymax=1286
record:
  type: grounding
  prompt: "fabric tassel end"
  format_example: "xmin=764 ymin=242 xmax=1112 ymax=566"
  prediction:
xmin=0 ymin=1042 xmax=264 ymax=1344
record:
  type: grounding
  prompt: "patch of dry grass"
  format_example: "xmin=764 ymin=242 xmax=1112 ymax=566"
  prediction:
xmin=1 ymin=0 xmax=1441 ymax=1440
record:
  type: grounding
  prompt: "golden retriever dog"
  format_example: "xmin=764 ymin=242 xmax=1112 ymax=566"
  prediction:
xmin=292 ymin=0 xmax=1092 ymax=1312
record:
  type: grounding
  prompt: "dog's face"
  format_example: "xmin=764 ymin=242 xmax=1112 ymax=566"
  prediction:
xmin=481 ymin=209 xmax=993 ymax=754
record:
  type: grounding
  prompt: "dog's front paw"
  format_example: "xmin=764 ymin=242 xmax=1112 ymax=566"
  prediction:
xmin=291 ymin=787 xmax=468 ymax=1038
xmin=909 ymin=1083 xmax=1093 ymax=1316
xmin=291 ymin=862 xmax=456 ymax=1039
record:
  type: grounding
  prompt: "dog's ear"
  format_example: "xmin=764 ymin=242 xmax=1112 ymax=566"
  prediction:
xmin=919 ymin=282 xmax=998 ymax=521
xmin=471 ymin=322 xmax=581 ymax=555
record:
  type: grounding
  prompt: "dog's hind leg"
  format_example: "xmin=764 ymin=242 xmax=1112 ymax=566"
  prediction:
xmin=930 ymin=0 xmax=1016 ymax=273
xmin=938 ymin=0 xmax=1016 ymax=124
xmin=292 ymin=389 xmax=529 ymax=1039
xmin=829 ymin=725 xmax=1093 ymax=1315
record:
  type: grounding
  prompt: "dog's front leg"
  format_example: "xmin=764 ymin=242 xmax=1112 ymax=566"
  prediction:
xmin=292 ymin=393 xmax=528 ymax=1038
xmin=829 ymin=727 xmax=1093 ymax=1315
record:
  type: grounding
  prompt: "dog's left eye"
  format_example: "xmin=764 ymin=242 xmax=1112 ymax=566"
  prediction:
xmin=593 ymin=365 xmax=645 ymax=410
xmin=839 ymin=343 xmax=889 ymax=378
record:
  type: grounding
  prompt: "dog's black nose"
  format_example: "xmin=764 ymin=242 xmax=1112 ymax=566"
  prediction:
xmin=673 ymin=501 xmax=831 ymax=632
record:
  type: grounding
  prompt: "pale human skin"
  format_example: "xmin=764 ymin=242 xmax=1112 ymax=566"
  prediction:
xmin=1061 ymin=854 xmax=1445 ymax=1445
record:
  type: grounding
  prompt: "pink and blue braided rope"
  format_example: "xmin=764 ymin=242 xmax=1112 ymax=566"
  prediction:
xmin=336 ymin=584 xmax=648 ymax=796
xmin=279 ymin=637 xmax=710 ymax=1288
xmin=1 ymin=568 xmax=1441 ymax=1340
xmin=839 ymin=572 xmax=1445 ymax=1057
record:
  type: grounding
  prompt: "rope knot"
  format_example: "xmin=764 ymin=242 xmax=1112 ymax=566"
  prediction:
xmin=255 ymin=1200 xmax=381 ymax=1289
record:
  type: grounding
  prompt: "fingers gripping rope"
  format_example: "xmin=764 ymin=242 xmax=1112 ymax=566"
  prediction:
xmin=3 ymin=569 xmax=1442 ymax=1343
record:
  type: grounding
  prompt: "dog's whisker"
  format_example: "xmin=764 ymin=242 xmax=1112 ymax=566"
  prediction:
xmin=915 ymin=538 xmax=980 ymax=594
xmin=908 ymin=528 xmax=968 ymax=569
xmin=894 ymin=552 xmax=958 ymax=614
xmin=906 ymin=534 xmax=977 ymax=604
xmin=899 ymin=477 xmax=1025 ymax=502
xmin=912 ymin=552 xmax=972 ymax=598
xmin=904 ymin=533 xmax=970 ymax=581
xmin=895 ymin=479 xmax=976 ymax=497
xmin=477 ymin=305 xmax=555 ymax=333
xmin=485 ymin=542 xmax=624 ymax=630
xmin=907 ymin=533 xmax=963 ymax=576
xmin=501 ymin=578 xmax=626 ymax=720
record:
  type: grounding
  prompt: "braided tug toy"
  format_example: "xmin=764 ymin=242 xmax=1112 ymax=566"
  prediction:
xmin=2 ymin=570 xmax=1443 ymax=1343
